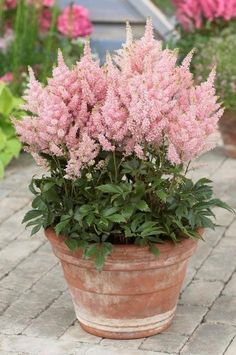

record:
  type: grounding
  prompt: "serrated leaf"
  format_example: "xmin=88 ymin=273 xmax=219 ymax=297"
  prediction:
xmin=97 ymin=184 xmax=123 ymax=194
xmin=136 ymin=200 xmax=150 ymax=212
xmin=107 ymin=214 xmax=126 ymax=223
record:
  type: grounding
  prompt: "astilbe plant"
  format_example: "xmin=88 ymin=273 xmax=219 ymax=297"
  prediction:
xmin=172 ymin=1 xmax=236 ymax=111
xmin=173 ymin=0 xmax=236 ymax=30
xmin=14 ymin=20 xmax=233 ymax=269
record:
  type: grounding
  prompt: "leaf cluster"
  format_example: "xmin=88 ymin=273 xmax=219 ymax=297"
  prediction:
xmin=23 ymin=152 xmax=234 ymax=269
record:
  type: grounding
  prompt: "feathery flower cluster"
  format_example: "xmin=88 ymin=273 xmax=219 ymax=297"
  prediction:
xmin=173 ymin=0 xmax=236 ymax=30
xmin=14 ymin=20 xmax=223 ymax=179
xmin=57 ymin=4 xmax=92 ymax=38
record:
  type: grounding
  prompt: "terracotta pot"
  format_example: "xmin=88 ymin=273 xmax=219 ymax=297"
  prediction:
xmin=45 ymin=228 xmax=198 ymax=339
xmin=219 ymin=111 xmax=236 ymax=158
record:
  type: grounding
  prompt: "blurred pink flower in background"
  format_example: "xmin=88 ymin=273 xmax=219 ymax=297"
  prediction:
xmin=0 ymin=72 xmax=14 ymax=83
xmin=42 ymin=0 xmax=54 ymax=7
xmin=57 ymin=4 xmax=92 ymax=38
xmin=4 ymin=0 xmax=17 ymax=9
xmin=39 ymin=8 xmax=52 ymax=31
xmin=173 ymin=0 xmax=236 ymax=30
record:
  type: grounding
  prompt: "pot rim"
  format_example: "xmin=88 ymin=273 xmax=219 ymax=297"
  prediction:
xmin=45 ymin=227 xmax=200 ymax=270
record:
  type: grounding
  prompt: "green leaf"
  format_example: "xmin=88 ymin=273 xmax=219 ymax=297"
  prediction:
xmin=0 ymin=159 xmax=4 ymax=179
xmin=97 ymin=184 xmax=123 ymax=194
xmin=84 ymin=244 xmax=98 ymax=259
xmin=102 ymin=207 xmax=119 ymax=217
xmin=22 ymin=210 xmax=43 ymax=224
xmin=65 ymin=239 xmax=78 ymax=251
xmin=55 ymin=218 xmax=70 ymax=235
xmin=149 ymin=244 xmax=160 ymax=257
xmin=42 ymin=182 xmax=55 ymax=192
xmin=0 ymin=128 xmax=7 ymax=151
xmin=5 ymin=138 xmax=21 ymax=157
xmin=107 ymin=214 xmax=126 ymax=223
xmin=136 ymin=200 xmax=150 ymax=212
xmin=0 ymin=85 xmax=14 ymax=116
xmin=31 ymin=224 xmax=41 ymax=236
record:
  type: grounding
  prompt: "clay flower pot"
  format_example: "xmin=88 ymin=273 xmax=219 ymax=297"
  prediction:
xmin=219 ymin=111 xmax=236 ymax=158
xmin=45 ymin=228 xmax=198 ymax=339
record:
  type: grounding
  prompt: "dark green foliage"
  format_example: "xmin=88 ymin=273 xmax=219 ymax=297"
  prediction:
xmin=23 ymin=151 xmax=234 ymax=269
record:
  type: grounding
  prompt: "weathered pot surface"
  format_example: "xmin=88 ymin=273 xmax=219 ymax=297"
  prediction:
xmin=45 ymin=228 xmax=198 ymax=339
xmin=219 ymin=111 xmax=236 ymax=159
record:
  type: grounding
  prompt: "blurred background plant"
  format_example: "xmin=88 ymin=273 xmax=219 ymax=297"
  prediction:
xmin=0 ymin=0 xmax=92 ymax=176
xmin=0 ymin=82 xmax=23 ymax=178
xmin=171 ymin=0 xmax=236 ymax=112
xmin=0 ymin=0 xmax=92 ymax=94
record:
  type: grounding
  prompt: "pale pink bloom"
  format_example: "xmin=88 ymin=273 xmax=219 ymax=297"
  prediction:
xmin=0 ymin=29 xmax=14 ymax=54
xmin=57 ymin=4 xmax=92 ymax=38
xmin=43 ymin=0 xmax=54 ymax=7
xmin=14 ymin=20 xmax=222 ymax=178
xmin=0 ymin=72 xmax=13 ymax=83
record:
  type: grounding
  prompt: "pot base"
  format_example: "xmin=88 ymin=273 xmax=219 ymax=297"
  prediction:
xmin=75 ymin=305 xmax=176 ymax=339
xmin=79 ymin=319 xmax=173 ymax=340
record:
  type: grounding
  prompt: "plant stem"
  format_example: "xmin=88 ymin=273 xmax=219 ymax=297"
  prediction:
xmin=113 ymin=151 xmax=118 ymax=183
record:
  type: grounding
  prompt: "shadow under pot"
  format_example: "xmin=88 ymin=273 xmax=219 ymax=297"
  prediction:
xmin=219 ymin=110 xmax=236 ymax=158
xmin=45 ymin=228 xmax=200 ymax=340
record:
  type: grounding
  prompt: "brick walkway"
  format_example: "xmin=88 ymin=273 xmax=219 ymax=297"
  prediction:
xmin=0 ymin=145 xmax=236 ymax=355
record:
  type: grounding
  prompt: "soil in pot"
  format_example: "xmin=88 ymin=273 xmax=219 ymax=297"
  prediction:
xmin=219 ymin=110 xmax=236 ymax=158
xmin=45 ymin=228 xmax=198 ymax=340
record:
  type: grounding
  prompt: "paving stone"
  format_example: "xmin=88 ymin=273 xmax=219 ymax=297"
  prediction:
xmin=225 ymin=336 xmax=236 ymax=355
xmin=166 ymin=304 xmax=208 ymax=336
xmin=100 ymin=337 xmax=143 ymax=349
xmin=0 ymin=237 xmax=44 ymax=279
xmin=0 ymin=197 xmax=30 ymax=224
xmin=195 ymin=235 xmax=236 ymax=281
xmin=24 ymin=291 xmax=76 ymax=338
xmin=0 ymin=244 xmax=57 ymax=294
xmin=0 ymin=334 xmax=82 ymax=355
xmin=223 ymin=273 xmax=236 ymax=296
xmin=83 ymin=345 xmax=165 ymax=355
xmin=0 ymin=265 xmax=66 ymax=334
xmin=225 ymin=218 xmax=236 ymax=238
xmin=141 ymin=332 xmax=187 ymax=353
xmin=181 ymin=323 xmax=235 ymax=355
xmin=60 ymin=321 xmax=101 ymax=344
xmin=181 ymin=266 xmax=196 ymax=291
xmin=206 ymin=295 xmax=236 ymax=326
xmin=180 ymin=279 xmax=224 ymax=307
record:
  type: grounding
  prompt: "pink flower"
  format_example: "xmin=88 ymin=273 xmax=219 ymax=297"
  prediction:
xmin=173 ymin=0 xmax=236 ymax=30
xmin=14 ymin=20 xmax=222 ymax=179
xmin=0 ymin=72 xmax=13 ymax=83
xmin=27 ymin=0 xmax=55 ymax=7
xmin=39 ymin=8 xmax=52 ymax=32
xmin=57 ymin=4 xmax=92 ymax=38
xmin=5 ymin=0 xmax=17 ymax=9
xmin=43 ymin=0 xmax=54 ymax=7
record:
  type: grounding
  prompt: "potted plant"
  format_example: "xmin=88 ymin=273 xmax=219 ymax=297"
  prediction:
xmin=14 ymin=20 xmax=233 ymax=339
xmin=172 ymin=0 xmax=236 ymax=158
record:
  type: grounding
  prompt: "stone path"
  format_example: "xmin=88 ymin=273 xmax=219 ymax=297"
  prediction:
xmin=0 ymin=143 xmax=236 ymax=355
